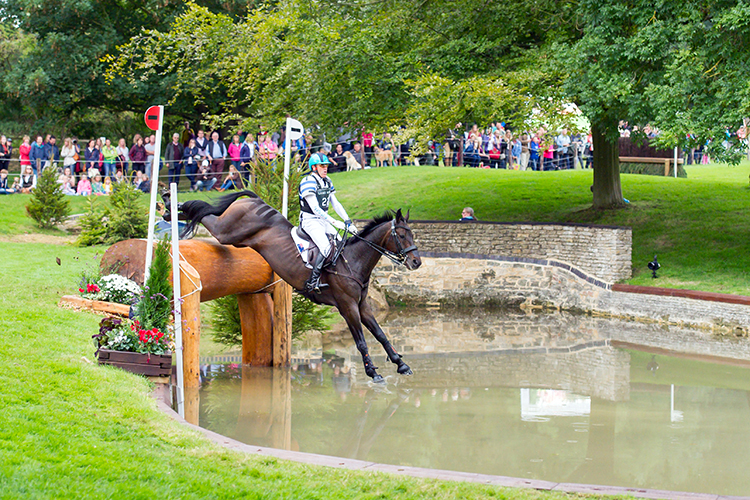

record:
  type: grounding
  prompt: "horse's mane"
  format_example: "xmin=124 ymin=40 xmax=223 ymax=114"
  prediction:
xmin=353 ymin=210 xmax=396 ymax=240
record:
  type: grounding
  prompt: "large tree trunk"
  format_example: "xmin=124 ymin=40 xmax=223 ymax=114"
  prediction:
xmin=592 ymin=121 xmax=625 ymax=209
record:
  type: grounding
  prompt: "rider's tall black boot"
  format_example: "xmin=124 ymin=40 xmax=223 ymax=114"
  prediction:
xmin=305 ymin=252 xmax=327 ymax=293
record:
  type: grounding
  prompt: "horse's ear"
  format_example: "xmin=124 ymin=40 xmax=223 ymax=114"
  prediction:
xmin=405 ymin=208 xmax=410 ymax=221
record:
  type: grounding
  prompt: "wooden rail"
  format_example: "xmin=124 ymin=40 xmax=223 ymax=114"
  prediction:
xmin=619 ymin=156 xmax=684 ymax=176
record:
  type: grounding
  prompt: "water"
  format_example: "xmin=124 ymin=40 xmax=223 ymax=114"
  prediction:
xmin=197 ymin=309 xmax=750 ymax=496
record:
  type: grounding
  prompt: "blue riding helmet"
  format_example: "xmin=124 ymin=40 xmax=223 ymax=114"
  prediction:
xmin=308 ymin=152 xmax=331 ymax=170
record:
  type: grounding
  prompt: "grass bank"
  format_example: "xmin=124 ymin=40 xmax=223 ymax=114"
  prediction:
xmin=0 ymin=241 xmax=585 ymax=499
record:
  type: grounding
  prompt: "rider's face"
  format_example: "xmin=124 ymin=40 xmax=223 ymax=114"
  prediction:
xmin=315 ymin=164 xmax=328 ymax=178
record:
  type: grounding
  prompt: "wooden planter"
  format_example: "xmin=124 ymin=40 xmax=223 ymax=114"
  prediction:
xmin=97 ymin=349 xmax=172 ymax=377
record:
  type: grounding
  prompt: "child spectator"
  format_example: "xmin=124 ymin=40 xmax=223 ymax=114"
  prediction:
xmin=58 ymin=167 xmax=76 ymax=195
xmin=103 ymin=176 xmax=113 ymax=195
xmin=20 ymin=165 xmax=36 ymax=193
xmin=76 ymin=173 xmax=92 ymax=196
xmin=138 ymin=173 xmax=151 ymax=193
xmin=0 ymin=169 xmax=15 ymax=194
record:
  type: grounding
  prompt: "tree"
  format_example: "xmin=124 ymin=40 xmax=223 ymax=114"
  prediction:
xmin=26 ymin=167 xmax=70 ymax=228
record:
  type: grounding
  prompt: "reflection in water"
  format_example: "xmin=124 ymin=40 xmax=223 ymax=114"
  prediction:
xmin=199 ymin=309 xmax=750 ymax=496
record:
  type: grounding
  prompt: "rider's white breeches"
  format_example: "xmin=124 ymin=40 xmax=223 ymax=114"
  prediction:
xmin=300 ymin=215 xmax=336 ymax=257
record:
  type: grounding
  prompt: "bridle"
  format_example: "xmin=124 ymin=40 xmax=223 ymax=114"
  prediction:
xmin=346 ymin=219 xmax=418 ymax=266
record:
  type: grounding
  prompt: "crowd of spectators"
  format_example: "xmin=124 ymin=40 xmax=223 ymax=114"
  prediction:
xmin=2 ymin=118 xmax=743 ymax=196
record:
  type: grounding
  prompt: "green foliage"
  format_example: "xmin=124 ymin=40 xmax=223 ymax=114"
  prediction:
xmin=208 ymin=293 xmax=333 ymax=348
xmin=136 ymin=238 xmax=173 ymax=332
xmin=25 ymin=167 xmax=71 ymax=228
xmin=251 ymin=157 xmax=304 ymax=222
xmin=76 ymin=183 xmax=148 ymax=246
xmin=107 ymin=182 xmax=148 ymax=242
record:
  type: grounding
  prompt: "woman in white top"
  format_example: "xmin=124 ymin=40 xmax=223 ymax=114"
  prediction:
xmin=60 ymin=138 xmax=78 ymax=170
xmin=116 ymin=137 xmax=130 ymax=174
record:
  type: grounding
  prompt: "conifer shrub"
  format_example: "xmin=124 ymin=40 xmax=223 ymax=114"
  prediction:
xmin=135 ymin=238 xmax=173 ymax=333
xmin=26 ymin=167 xmax=71 ymax=228
xmin=76 ymin=182 xmax=148 ymax=246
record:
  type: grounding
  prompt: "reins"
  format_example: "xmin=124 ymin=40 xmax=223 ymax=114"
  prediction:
xmin=346 ymin=219 xmax=418 ymax=267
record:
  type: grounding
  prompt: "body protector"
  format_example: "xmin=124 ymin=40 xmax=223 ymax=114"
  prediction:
xmin=299 ymin=172 xmax=350 ymax=257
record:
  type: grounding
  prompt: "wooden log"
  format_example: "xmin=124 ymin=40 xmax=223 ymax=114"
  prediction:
xmin=180 ymin=260 xmax=202 ymax=388
xmin=238 ymin=293 xmax=274 ymax=365
xmin=272 ymin=279 xmax=293 ymax=367
xmin=59 ymin=295 xmax=130 ymax=317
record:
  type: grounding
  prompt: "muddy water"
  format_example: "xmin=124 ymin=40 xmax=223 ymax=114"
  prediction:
xmin=198 ymin=309 xmax=750 ymax=496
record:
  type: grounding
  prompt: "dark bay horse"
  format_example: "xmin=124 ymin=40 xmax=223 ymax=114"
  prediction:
xmin=178 ymin=190 xmax=422 ymax=382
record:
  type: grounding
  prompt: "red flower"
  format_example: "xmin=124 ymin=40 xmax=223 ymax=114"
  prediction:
xmin=79 ymin=288 xmax=84 ymax=293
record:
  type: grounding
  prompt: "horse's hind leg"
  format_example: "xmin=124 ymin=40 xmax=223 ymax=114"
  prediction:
xmin=339 ymin=300 xmax=384 ymax=383
xmin=359 ymin=300 xmax=412 ymax=376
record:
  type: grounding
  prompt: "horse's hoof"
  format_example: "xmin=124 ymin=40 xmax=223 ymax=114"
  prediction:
xmin=397 ymin=363 xmax=413 ymax=376
xmin=372 ymin=374 xmax=385 ymax=384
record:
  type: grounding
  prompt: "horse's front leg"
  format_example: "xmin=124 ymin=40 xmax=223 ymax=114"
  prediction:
xmin=359 ymin=299 xmax=412 ymax=376
xmin=338 ymin=300 xmax=384 ymax=383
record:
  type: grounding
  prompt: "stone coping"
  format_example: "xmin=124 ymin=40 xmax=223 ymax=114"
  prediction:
xmin=364 ymin=219 xmax=632 ymax=231
xmin=612 ymin=284 xmax=750 ymax=306
xmin=153 ymin=393 xmax=747 ymax=500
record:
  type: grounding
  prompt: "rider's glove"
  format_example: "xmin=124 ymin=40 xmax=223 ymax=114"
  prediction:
xmin=331 ymin=219 xmax=346 ymax=231
xmin=345 ymin=220 xmax=359 ymax=234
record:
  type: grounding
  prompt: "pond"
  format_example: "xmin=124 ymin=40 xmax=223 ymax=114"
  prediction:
xmin=197 ymin=309 xmax=750 ymax=496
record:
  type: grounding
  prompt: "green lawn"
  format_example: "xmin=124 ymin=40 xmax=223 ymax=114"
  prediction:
xmin=2 ymin=163 xmax=747 ymax=497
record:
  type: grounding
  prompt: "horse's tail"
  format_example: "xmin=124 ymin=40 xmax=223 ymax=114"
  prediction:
xmin=181 ymin=190 xmax=258 ymax=238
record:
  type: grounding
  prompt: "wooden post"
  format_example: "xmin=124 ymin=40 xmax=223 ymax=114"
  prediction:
xmin=179 ymin=261 xmax=201 ymax=425
xmin=272 ymin=278 xmax=293 ymax=367
xmin=664 ymin=159 xmax=670 ymax=177
xmin=238 ymin=292 xmax=274 ymax=365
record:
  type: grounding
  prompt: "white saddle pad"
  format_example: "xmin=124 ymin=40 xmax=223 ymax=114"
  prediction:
xmin=291 ymin=227 xmax=314 ymax=269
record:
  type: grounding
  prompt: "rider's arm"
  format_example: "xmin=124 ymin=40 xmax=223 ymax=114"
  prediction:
xmin=329 ymin=192 xmax=350 ymax=222
xmin=302 ymin=191 xmax=345 ymax=229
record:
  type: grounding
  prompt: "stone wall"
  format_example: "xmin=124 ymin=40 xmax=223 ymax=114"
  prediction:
xmin=405 ymin=221 xmax=632 ymax=283
xmin=372 ymin=255 xmax=750 ymax=333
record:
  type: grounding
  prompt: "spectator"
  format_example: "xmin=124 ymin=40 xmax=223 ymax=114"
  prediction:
xmin=460 ymin=207 xmax=476 ymax=221
xmin=138 ymin=173 xmax=151 ymax=193
xmin=129 ymin=136 xmax=147 ymax=174
xmin=57 ymin=167 xmax=76 ymax=195
xmin=19 ymin=135 xmax=31 ymax=172
xmin=144 ymin=134 xmax=156 ymax=174
xmin=555 ymin=128 xmax=571 ymax=169
xmin=116 ymin=138 xmax=130 ymax=174
xmin=206 ymin=131 xmax=227 ymax=185
xmin=133 ymin=170 xmax=144 ymax=190
xmin=361 ymin=128 xmax=373 ymax=166
xmin=529 ymin=135 xmax=540 ymax=171
xmin=259 ymin=132 xmax=278 ymax=162
xmin=181 ymin=121 xmax=195 ymax=147
xmin=194 ymin=162 xmax=217 ymax=191
xmin=0 ymin=169 xmax=15 ymax=194
xmin=44 ymin=135 xmax=60 ymax=170
xmin=182 ymin=138 xmax=200 ymax=191
xmin=101 ymin=138 xmax=118 ymax=178
xmin=0 ymin=135 xmax=12 ymax=171
xmin=164 ymin=132 xmax=184 ymax=186
xmin=583 ymin=131 xmax=593 ymax=169
xmin=351 ymin=142 xmax=366 ymax=169
xmin=84 ymin=139 xmax=100 ymax=172
xmin=228 ymin=134 xmax=242 ymax=170
xmin=291 ymin=132 xmax=307 ymax=163
xmin=195 ymin=129 xmax=209 ymax=161
xmin=239 ymin=135 xmax=255 ymax=183
xmin=520 ymin=134 xmax=531 ymax=171
xmin=542 ymin=140 xmax=555 ymax=171
xmin=218 ymin=164 xmax=244 ymax=191
xmin=76 ymin=173 xmax=92 ymax=195
xmin=91 ymin=173 xmax=105 ymax=195
xmin=331 ymin=143 xmax=347 ymax=172
xmin=103 ymin=176 xmax=113 ymax=195
xmin=20 ymin=164 xmax=36 ymax=193
xmin=511 ymin=136 xmax=521 ymax=169
xmin=61 ymin=138 xmax=78 ymax=174
xmin=463 ymin=137 xmax=481 ymax=168
xmin=95 ymin=138 xmax=105 ymax=170
xmin=29 ymin=135 xmax=46 ymax=175
xmin=114 ymin=170 xmax=125 ymax=184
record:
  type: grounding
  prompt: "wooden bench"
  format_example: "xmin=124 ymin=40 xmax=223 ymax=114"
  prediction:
xmin=619 ymin=156 xmax=684 ymax=176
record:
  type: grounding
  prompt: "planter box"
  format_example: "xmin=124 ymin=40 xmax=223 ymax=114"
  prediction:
xmin=97 ymin=349 xmax=172 ymax=377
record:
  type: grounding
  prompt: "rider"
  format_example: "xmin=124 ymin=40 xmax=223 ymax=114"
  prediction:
xmin=300 ymin=152 xmax=358 ymax=292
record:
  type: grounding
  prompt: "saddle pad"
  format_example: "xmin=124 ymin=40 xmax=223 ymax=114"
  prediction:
xmin=291 ymin=227 xmax=314 ymax=269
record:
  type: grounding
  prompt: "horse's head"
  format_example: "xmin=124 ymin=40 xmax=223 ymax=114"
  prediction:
xmin=388 ymin=209 xmax=421 ymax=270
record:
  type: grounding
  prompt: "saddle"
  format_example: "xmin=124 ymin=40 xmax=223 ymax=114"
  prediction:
xmin=291 ymin=227 xmax=339 ymax=269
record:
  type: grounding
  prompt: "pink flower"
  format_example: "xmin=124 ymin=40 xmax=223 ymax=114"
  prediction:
xmin=79 ymin=288 xmax=84 ymax=293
